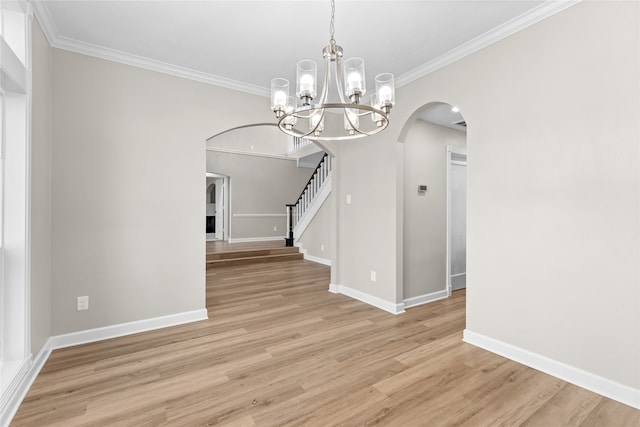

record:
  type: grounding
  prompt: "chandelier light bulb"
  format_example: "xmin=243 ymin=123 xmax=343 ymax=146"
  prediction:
xmin=378 ymin=87 xmax=392 ymax=103
xmin=297 ymin=60 xmax=318 ymax=102
xmin=274 ymin=91 xmax=287 ymax=108
xmin=300 ymin=75 xmax=314 ymax=93
xmin=344 ymin=109 xmax=360 ymax=134
xmin=375 ymin=73 xmax=396 ymax=109
xmin=271 ymin=78 xmax=290 ymax=115
xmin=310 ymin=111 xmax=325 ymax=136
xmin=282 ymin=96 xmax=298 ymax=129
xmin=343 ymin=57 xmax=366 ymax=100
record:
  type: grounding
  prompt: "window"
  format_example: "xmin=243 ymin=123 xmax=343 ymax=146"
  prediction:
xmin=0 ymin=0 xmax=30 ymax=414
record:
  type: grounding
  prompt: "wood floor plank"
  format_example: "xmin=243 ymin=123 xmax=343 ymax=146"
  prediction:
xmin=11 ymin=259 xmax=640 ymax=426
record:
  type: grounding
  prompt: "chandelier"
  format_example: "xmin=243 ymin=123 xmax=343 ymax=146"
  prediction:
xmin=270 ymin=0 xmax=395 ymax=142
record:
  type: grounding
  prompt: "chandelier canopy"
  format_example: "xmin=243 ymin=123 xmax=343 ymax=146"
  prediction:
xmin=270 ymin=0 xmax=395 ymax=142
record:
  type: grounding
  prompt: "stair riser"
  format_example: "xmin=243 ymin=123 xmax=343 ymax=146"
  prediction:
xmin=206 ymin=247 xmax=299 ymax=261
xmin=207 ymin=253 xmax=304 ymax=269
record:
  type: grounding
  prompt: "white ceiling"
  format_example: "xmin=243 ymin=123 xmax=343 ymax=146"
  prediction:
xmin=419 ymin=102 xmax=466 ymax=133
xmin=32 ymin=1 xmax=575 ymax=97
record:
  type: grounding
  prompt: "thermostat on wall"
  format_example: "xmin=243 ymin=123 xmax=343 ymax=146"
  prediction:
xmin=418 ymin=185 xmax=428 ymax=193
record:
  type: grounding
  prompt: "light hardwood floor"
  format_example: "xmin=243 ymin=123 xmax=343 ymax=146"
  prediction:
xmin=12 ymin=259 xmax=640 ymax=426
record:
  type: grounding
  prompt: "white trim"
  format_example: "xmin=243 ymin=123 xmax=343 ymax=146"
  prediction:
xmin=0 ymin=357 xmax=31 ymax=426
xmin=48 ymin=309 xmax=208 ymax=350
xmin=30 ymin=1 xmax=268 ymax=98
xmin=206 ymin=147 xmax=296 ymax=161
xmin=32 ymin=0 xmax=578 ymax=96
xmin=463 ymin=330 xmax=640 ymax=410
xmin=227 ymin=236 xmax=285 ymax=243
xmin=293 ymin=175 xmax=332 ymax=240
xmin=403 ymin=289 xmax=448 ymax=309
xmin=0 ymin=309 xmax=208 ymax=426
xmin=329 ymin=283 xmax=405 ymax=315
xmin=0 ymin=346 xmax=47 ymax=427
xmin=304 ymin=254 xmax=331 ymax=266
xmin=446 ymin=146 xmax=467 ymax=297
xmin=396 ymin=1 xmax=581 ymax=88
xmin=232 ymin=213 xmax=286 ymax=218
xmin=295 ymin=245 xmax=331 ymax=266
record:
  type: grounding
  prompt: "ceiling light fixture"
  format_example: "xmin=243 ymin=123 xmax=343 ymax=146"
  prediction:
xmin=270 ymin=0 xmax=395 ymax=142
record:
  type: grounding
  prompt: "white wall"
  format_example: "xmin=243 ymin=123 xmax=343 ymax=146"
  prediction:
xmin=403 ymin=120 xmax=466 ymax=300
xmin=206 ymin=124 xmax=289 ymax=157
xmin=206 ymin=151 xmax=311 ymax=240
xmin=335 ymin=0 xmax=639 ymax=394
xmin=30 ymin=19 xmax=52 ymax=355
xmin=50 ymin=48 xmax=273 ymax=335
xmin=297 ymin=191 xmax=334 ymax=264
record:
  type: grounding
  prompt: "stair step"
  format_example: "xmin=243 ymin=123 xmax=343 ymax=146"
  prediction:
xmin=207 ymin=252 xmax=304 ymax=268
xmin=206 ymin=247 xmax=299 ymax=261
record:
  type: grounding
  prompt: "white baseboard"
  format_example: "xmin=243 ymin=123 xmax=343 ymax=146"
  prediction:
xmin=329 ymin=283 xmax=405 ymax=315
xmin=463 ymin=329 xmax=640 ymax=410
xmin=50 ymin=309 xmax=209 ymax=349
xmin=305 ymin=254 xmax=331 ymax=266
xmin=403 ymin=289 xmax=448 ymax=308
xmin=227 ymin=236 xmax=285 ymax=244
xmin=1 ymin=308 xmax=208 ymax=426
xmin=1 ymin=357 xmax=33 ymax=427
xmin=295 ymin=244 xmax=331 ymax=266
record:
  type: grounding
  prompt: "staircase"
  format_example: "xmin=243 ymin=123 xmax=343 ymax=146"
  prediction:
xmin=206 ymin=245 xmax=303 ymax=269
xmin=285 ymin=152 xmax=332 ymax=246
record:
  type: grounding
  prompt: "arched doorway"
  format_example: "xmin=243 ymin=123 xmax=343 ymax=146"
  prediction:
xmin=400 ymin=102 xmax=468 ymax=308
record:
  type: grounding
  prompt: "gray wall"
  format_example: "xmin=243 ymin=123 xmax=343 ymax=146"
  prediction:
xmin=403 ymin=120 xmax=466 ymax=300
xmin=206 ymin=151 xmax=311 ymax=239
xmin=297 ymin=191 xmax=334 ymax=263
xmin=30 ymin=19 xmax=53 ymax=355
xmin=335 ymin=1 xmax=639 ymax=391
xmin=50 ymin=48 xmax=272 ymax=335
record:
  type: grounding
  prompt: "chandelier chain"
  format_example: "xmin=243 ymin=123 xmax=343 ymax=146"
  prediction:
xmin=329 ymin=0 xmax=336 ymax=45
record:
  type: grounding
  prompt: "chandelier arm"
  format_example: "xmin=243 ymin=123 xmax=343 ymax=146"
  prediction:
xmin=277 ymin=103 xmax=389 ymax=141
xmin=344 ymin=109 xmax=358 ymax=133
xmin=317 ymin=54 xmax=331 ymax=105
xmin=334 ymin=55 xmax=349 ymax=104
xmin=308 ymin=107 xmax=326 ymax=136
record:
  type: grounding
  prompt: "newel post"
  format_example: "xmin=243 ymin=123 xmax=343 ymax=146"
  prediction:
xmin=285 ymin=204 xmax=295 ymax=247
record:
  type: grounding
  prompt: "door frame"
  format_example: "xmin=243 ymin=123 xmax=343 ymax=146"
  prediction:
xmin=445 ymin=146 xmax=467 ymax=297
xmin=205 ymin=173 xmax=230 ymax=241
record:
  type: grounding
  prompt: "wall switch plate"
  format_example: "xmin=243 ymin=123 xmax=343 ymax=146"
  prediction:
xmin=346 ymin=194 xmax=352 ymax=204
xmin=370 ymin=271 xmax=377 ymax=282
xmin=77 ymin=296 xmax=89 ymax=311
xmin=320 ymin=244 xmax=325 ymax=252
xmin=273 ymin=226 xmax=277 ymax=231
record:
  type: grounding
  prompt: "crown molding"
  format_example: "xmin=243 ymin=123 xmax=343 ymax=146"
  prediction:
xmin=31 ymin=0 xmax=580 ymax=97
xmin=29 ymin=0 xmax=269 ymax=97
xmin=396 ymin=0 xmax=581 ymax=88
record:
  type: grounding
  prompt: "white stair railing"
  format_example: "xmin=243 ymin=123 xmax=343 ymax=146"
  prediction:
xmin=285 ymin=153 xmax=332 ymax=246
xmin=290 ymin=136 xmax=313 ymax=153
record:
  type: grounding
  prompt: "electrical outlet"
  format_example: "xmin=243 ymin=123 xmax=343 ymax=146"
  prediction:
xmin=346 ymin=194 xmax=352 ymax=204
xmin=77 ymin=296 xmax=89 ymax=311
xmin=320 ymin=244 xmax=325 ymax=252
xmin=370 ymin=271 xmax=377 ymax=282
xmin=273 ymin=226 xmax=277 ymax=231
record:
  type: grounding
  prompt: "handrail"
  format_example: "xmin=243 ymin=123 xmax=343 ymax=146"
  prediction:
xmin=295 ymin=153 xmax=328 ymax=204
xmin=285 ymin=153 xmax=332 ymax=246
